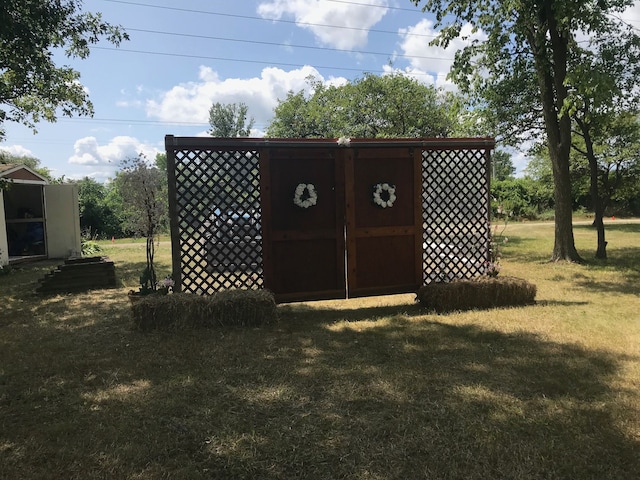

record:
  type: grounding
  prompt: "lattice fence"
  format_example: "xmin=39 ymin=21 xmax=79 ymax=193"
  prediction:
xmin=167 ymin=137 xmax=492 ymax=296
xmin=422 ymin=148 xmax=490 ymax=282
xmin=170 ymin=146 xmax=263 ymax=294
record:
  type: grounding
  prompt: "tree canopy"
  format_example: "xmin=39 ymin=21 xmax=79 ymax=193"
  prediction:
xmin=412 ymin=0 xmax=640 ymax=261
xmin=208 ymin=102 xmax=255 ymax=137
xmin=267 ymin=73 xmax=462 ymax=138
xmin=0 ymin=0 xmax=128 ymax=139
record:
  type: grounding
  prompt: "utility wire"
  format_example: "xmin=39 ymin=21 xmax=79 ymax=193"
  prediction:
xmin=93 ymin=46 xmax=450 ymax=77
xmin=124 ymin=27 xmax=447 ymax=62
xmin=101 ymin=0 xmax=434 ymax=38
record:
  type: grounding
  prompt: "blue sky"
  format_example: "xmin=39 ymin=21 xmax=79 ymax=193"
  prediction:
xmin=2 ymin=0 xmax=640 ymax=182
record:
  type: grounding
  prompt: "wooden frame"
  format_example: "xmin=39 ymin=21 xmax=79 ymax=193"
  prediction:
xmin=165 ymin=136 xmax=495 ymax=301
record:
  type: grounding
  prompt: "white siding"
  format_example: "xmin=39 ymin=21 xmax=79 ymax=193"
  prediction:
xmin=0 ymin=193 xmax=8 ymax=265
xmin=44 ymin=185 xmax=81 ymax=259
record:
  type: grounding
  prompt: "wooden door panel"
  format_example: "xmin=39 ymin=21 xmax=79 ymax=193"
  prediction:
xmin=352 ymin=150 xmax=416 ymax=228
xmin=352 ymin=235 xmax=417 ymax=293
xmin=271 ymin=239 xmax=344 ymax=301
xmin=261 ymin=148 xmax=346 ymax=302
xmin=346 ymin=147 xmax=422 ymax=297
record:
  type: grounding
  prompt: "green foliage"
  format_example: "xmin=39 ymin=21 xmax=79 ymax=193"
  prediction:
xmin=491 ymin=178 xmax=554 ymax=220
xmin=491 ymin=150 xmax=515 ymax=181
xmin=131 ymin=290 xmax=277 ymax=331
xmin=413 ymin=0 xmax=640 ymax=261
xmin=208 ymin=102 xmax=255 ymax=137
xmin=80 ymin=228 xmax=103 ymax=256
xmin=267 ymin=73 xmax=461 ymax=138
xmin=154 ymin=152 xmax=167 ymax=172
xmin=80 ymin=240 xmax=102 ymax=256
xmin=0 ymin=0 xmax=128 ymax=138
xmin=75 ymin=177 xmax=123 ymax=237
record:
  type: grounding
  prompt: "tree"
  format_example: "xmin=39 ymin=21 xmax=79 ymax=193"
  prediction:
xmin=208 ymin=102 xmax=255 ymax=137
xmin=412 ymin=0 xmax=639 ymax=262
xmin=154 ymin=152 xmax=167 ymax=172
xmin=118 ymin=154 xmax=167 ymax=293
xmin=267 ymin=73 xmax=461 ymax=138
xmin=0 ymin=0 xmax=128 ymax=139
xmin=565 ymin=32 xmax=640 ymax=258
xmin=491 ymin=150 xmax=516 ymax=181
xmin=75 ymin=177 xmax=123 ymax=237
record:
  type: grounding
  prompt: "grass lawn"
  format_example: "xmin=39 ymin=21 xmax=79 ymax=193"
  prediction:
xmin=1 ymin=220 xmax=639 ymax=479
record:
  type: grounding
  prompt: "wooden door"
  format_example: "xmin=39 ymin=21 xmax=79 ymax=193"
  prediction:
xmin=345 ymin=147 xmax=423 ymax=297
xmin=260 ymin=148 xmax=346 ymax=303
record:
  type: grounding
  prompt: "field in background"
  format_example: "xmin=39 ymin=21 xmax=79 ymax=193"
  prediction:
xmin=1 ymin=220 xmax=639 ymax=479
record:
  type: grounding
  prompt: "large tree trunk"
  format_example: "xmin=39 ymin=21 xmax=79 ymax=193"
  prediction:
xmin=550 ymin=149 xmax=582 ymax=261
xmin=532 ymin=2 xmax=582 ymax=262
xmin=593 ymin=210 xmax=607 ymax=259
xmin=576 ymin=117 xmax=608 ymax=259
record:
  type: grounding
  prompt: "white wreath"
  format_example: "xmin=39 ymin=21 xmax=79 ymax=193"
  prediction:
xmin=373 ymin=183 xmax=396 ymax=208
xmin=293 ymin=183 xmax=318 ymax=208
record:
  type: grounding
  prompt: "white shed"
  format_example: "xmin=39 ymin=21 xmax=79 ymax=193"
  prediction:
xmin=1 ymin=164 xmax=81 ymax=266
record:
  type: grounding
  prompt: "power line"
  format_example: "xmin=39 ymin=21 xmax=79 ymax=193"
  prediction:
xmin=326 ymin=0 xmax=424 ymax=13
xmin=101 ymin=0 xmax=434 ymax=38
xmin=59 ymin=117 xmax=209 ymax=126
xmin=124 ymin=27 xmax=445 ymax=62
xmin=93 ymin=45 xmax=450 ymax=78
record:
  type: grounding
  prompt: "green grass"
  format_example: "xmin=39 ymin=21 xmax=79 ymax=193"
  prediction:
xmin=1 ymin=221 xmax=639 ymax=479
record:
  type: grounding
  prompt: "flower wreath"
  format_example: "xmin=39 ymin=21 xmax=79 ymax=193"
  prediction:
xmin=372 ymin=183 xmax=396 ymax=208
xmin=293 ymin=183 xmax=318 ymax=208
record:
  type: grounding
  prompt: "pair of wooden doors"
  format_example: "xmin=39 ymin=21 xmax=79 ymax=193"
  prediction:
xmin=259 ymin=145 xmax=423 ymax=303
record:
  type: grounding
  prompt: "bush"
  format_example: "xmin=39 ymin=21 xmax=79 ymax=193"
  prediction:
xmin=417 ymin=276 xmax=537 ymax=312
xmin=131 ymin=289 xmax=277 ymax=331
xmin=81 ymin=239 xmax=102 ymax=256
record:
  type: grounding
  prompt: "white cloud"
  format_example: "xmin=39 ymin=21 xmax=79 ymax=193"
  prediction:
xmin=257 ymin=0 xmax=389 ymax=50
xmin=621 ymin=1 xmax=640 ymax=24
xmin=0 ymin=144 xmax=36 ymax=158
xmin=145 ymin=65 xmax=348 ymax=130
xmin=397 ymin=19 xmax=486 ymax=89
xmin=69 ymin=136 xmax=161 ymax=167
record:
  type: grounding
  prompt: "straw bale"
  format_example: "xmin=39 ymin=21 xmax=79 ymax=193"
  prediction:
xmin=131 ymin=289 xmax=277 ymax=331
xmin=417 ymin=276 xmax=536 ymax=312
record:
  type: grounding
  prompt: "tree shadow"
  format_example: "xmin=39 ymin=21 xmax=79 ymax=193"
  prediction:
xmin=277 ymin=298 xmax=425 ymax=325
xmin=574 ymin=223 xmax=640 ymax=234
xmin=574 ymin=247 xmax=640 ymax=295
xmin=2 ymin=290 xmax=639 ymax=479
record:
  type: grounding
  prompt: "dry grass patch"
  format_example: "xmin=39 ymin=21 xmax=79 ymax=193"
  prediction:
xmin=1 ymin=221 xmax=639 ymax=479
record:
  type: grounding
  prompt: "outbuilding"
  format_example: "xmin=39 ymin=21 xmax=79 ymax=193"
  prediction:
xmin=0 ymin=164 xmax=81 ymax=266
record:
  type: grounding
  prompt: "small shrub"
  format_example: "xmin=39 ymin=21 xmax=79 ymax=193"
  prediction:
xmin=131 ymin=289 xmax=277 ymax=331
xmin=417 ymin=276 xmax=536 ymax=312
xmin=81 ymin=239 xmax=102 ymax=256
xmin=81 ymin=227 xmax=103 ymax=256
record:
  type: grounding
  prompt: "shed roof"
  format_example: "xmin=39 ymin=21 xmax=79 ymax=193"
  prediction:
xmin=0 ymin=164 xmax=49 ymax=184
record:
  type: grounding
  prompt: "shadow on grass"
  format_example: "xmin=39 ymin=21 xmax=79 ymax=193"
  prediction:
xmin=574 ymin=246 xmax=640 ymax=295
xmin=574 ymin=222 xmax=640 ymax=234
xmin=278 ymin=300 xmax=425 ymax=324
xmin=1 ymin=287 xmax=639 ymax=479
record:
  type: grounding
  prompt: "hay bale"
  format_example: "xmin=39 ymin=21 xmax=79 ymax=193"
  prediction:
xmin=131 ymin=289 xmax=277 ymax=331
xmin=416 ymin=276 xmax=536 ymax=312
